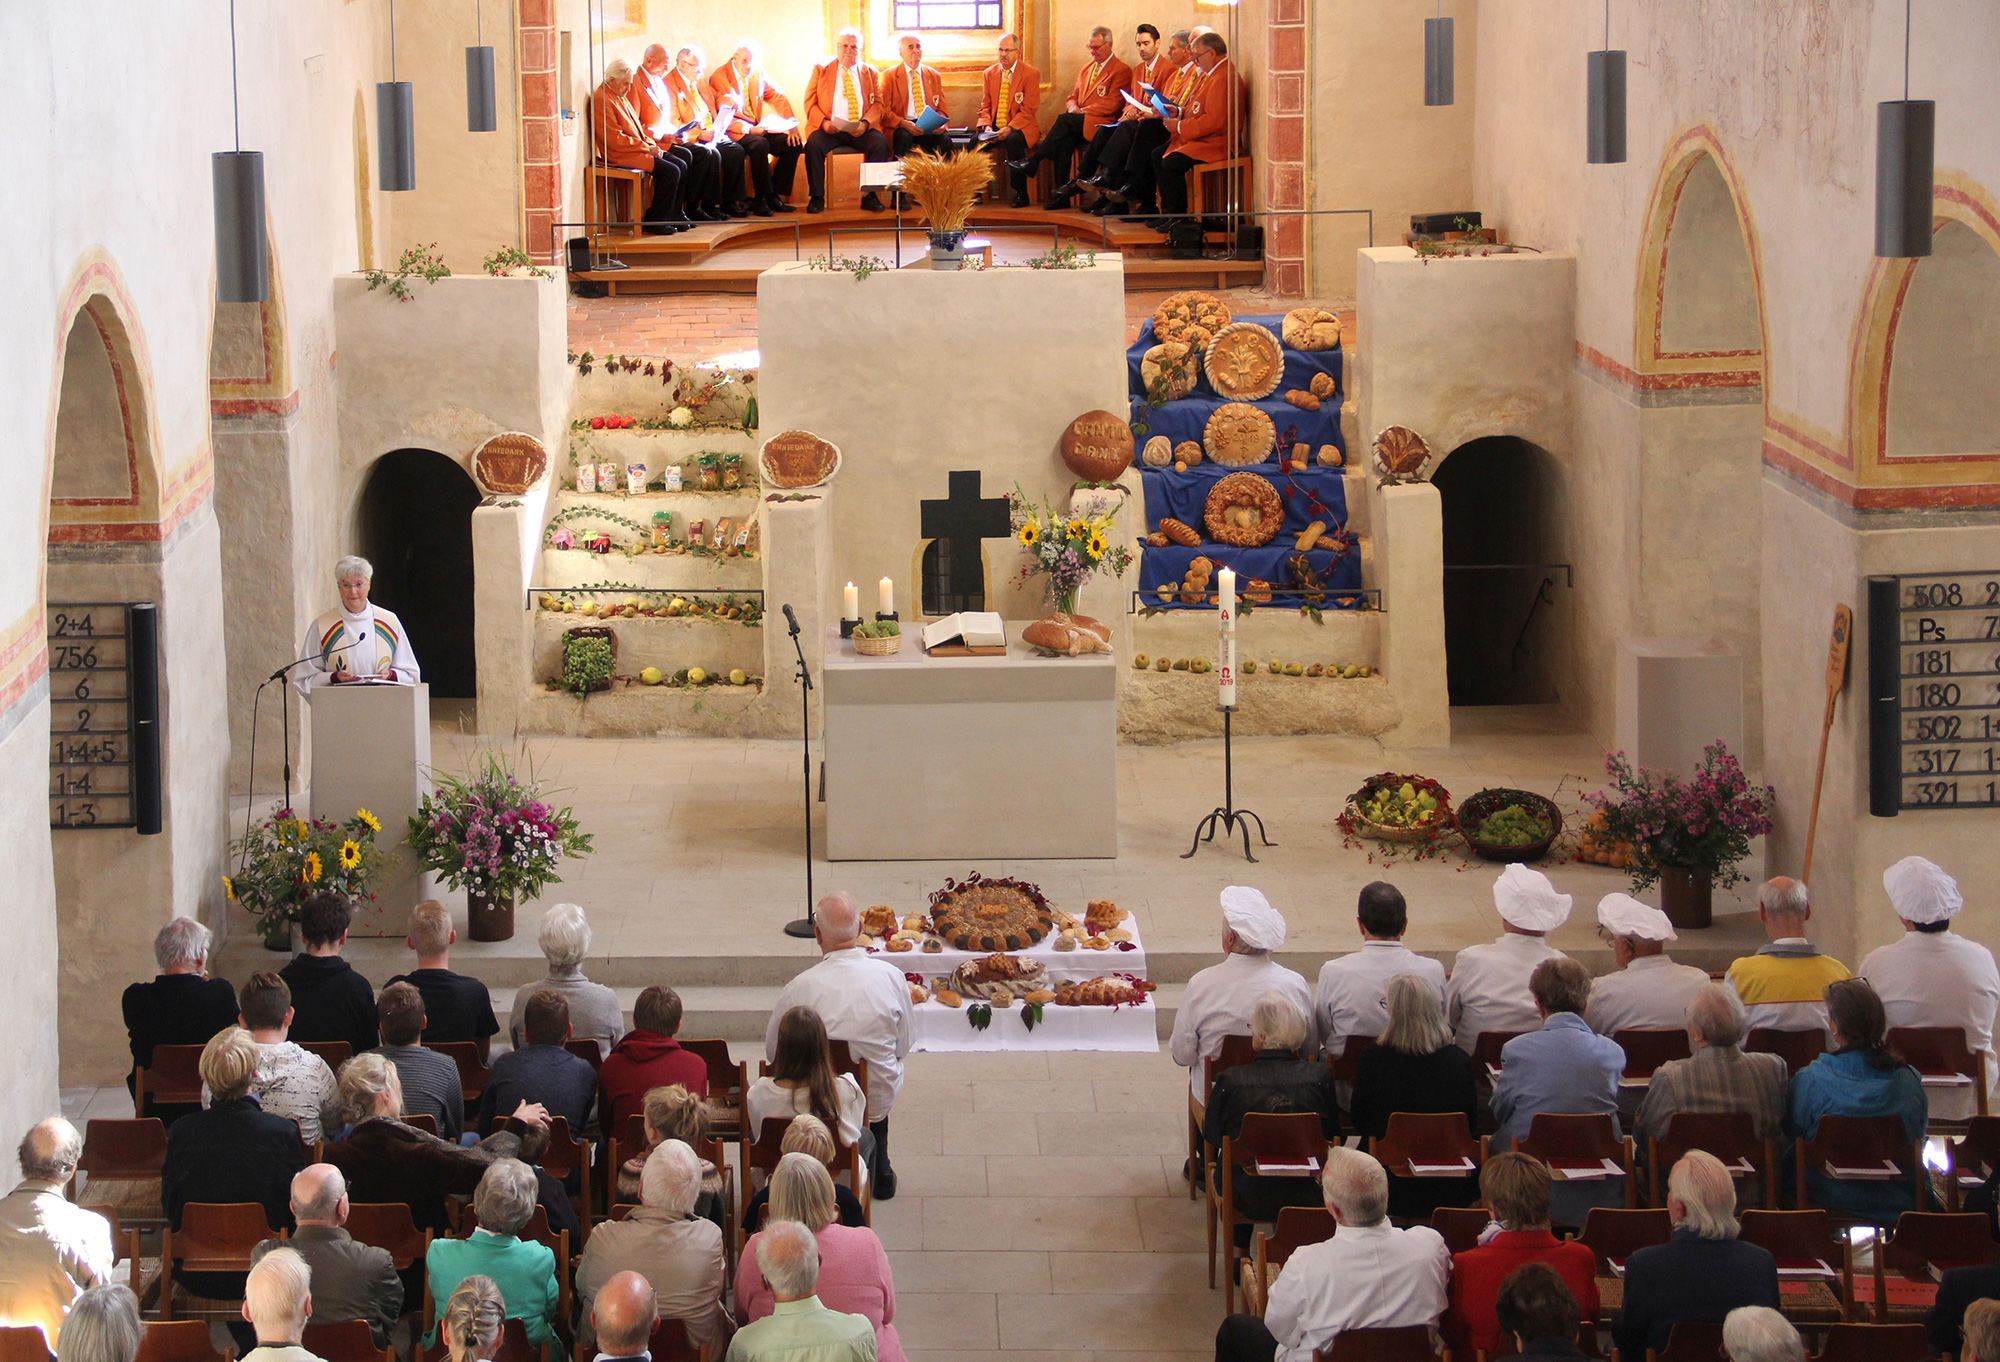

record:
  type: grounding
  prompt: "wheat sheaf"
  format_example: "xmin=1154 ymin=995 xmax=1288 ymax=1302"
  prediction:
xmin=898 ymin=149 xmax=994 ymax=232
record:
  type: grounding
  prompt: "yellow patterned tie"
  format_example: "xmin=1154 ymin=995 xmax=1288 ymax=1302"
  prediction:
xmin=841 ymin=64 xmax=860 ymax=122
xmin=997 ymin=67 xmax=1011 ymax=124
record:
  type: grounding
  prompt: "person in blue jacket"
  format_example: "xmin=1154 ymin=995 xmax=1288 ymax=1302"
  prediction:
xmin=1786 ymin=977 xmax=1929 ymax=1221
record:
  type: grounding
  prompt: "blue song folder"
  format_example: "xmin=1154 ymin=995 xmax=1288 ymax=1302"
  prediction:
xmin=913 ymin=106 xmax=949 ymax=132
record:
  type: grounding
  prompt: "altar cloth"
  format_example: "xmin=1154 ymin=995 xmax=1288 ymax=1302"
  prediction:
xmin=862 ymin=913 xmax=1148 ymax=983
xmin=909 ymin=996 xmax=1159 ymax=1052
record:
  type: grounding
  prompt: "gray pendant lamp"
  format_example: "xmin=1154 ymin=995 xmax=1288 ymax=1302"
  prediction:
xmin=213 ymin=0 xmax=268 ymax=303
xmin=1877 ymin=0 xmax=1933 ymax=258
xmin=378 ymin=0 xmax=416 ymax=190
xmin=466 ymin=0 xmax=497 ymax=132
xmin=1424 ymin=0 xmax=1454 ymax=107
xmin=1586 ymin=0 xmax=1626 ymax=164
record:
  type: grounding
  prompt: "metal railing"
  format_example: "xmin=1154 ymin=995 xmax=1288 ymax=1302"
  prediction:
xmin=1128 ymin=587 xmax=1383 ymax=615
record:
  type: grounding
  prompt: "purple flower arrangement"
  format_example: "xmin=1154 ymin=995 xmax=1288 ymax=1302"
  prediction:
xmin=1590 ymin=740 xmax=1774 ymax=892
xmin=407 ymin=753 xmax=592 ymax=902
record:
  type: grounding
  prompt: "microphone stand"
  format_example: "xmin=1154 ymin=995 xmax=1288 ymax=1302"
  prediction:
xmin=781 ymin=606 xmax=817 ymax=939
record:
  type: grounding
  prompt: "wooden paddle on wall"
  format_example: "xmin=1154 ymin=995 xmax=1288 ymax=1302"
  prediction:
xmin=1802 ymin=604 xmax=1854 ymax=884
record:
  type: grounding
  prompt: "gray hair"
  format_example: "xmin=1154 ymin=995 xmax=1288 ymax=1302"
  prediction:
xmin=474 ymin=1158 xmax=539 ymax=1236
xmin=56 ymin=1285 xmax=142 ymax=1362
xmin=336 ymin=1052 xmax=403 ymax=1126
xmin=1249 ymin=993 xmax=1309 ymax=1053
xmin=1090 ymin=24 xmax=1113 ymax=41
xmin=20 ymin=1118 xmax=81 ymax=1182
xmin=1322 ymin=1146 xmax=1389 ymax=1226
xmin=1169 ymin=28 xmax=1192 ymax=46
xmin=153 ymin=917 xmax=213 ymax=969
xmin=641 ymin=1139 xmax=701 ymax=1218
xmin=538 ymin=903 xmax=592 ymax=972
xmin=1687 ymin=984 xmax=1746 ymax=1048
xmin=756 ymin=1219 xmax=820 ymax=1299
xmin=1758 ymin=877 xmax=1809 ymax=920
xmin=1378 ymin=973 xmax=1451 ymax=1055
xmin=816 ymin=892 xmax=860 ymax=942
xmin=769 ymin=1151 xmax=837 ymax=1233
xmin=676 ymin=45 xmax=705 ymax=64
xmin=1669 ymin=1150 xmax=1740 ymax=1240
xmin=291 ymin=1164 xmax=347 ymax=1222
xmin=602 ymin=58 xmax=633 ymax=86
xmin=334 ymin=555 xmax=373 ymax=583
xmin=1723 ymin=1307 xmax=1803 ymax=1362
xmin=244 ymin=1246 xmax=312 ymax=1335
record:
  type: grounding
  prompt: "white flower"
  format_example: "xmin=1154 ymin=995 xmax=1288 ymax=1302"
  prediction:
xmin=667 ymin=406 xmax=693 ymax=427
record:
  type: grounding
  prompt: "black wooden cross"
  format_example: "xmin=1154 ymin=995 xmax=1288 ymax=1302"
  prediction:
xmin=920 ymin=470 xmax=1012 ymax=614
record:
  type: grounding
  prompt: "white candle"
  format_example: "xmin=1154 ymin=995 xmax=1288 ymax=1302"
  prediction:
xmin=1217 ymin=567 xmax=1237 ymax=708
xmin=878 ymin=577 xmax=894 ymax=616
xmin=843 ymin=582 xmax=859 ymax=619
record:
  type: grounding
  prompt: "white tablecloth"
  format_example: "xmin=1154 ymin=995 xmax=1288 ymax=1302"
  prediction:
xmin=863 ymin=913 xmax=1148 ymax=983
xmin=910 ymin=997 xmax=1160 ymax=1052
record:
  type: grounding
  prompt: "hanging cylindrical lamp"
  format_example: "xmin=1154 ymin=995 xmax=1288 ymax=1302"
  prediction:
xmin=1876 ymin=2 xmax=1933 ymax=257
xmin=213 ymin=0 xmax=267 ymax=303
xmin=1586 ymin=0 xmax=1626 ymax=164
xmin=1424 ymin=2 xmax=1454 ymax=107
xmin=378 ymin=0 xmax=416 ymax=190
xmin=466 ymin=0 xmax=497 ymax=132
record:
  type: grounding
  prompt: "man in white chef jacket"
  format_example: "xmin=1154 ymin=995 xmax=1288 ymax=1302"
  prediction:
xmin=1860 ymin=856 xmax=1999 ymax=1122
xmin=1444 ymin=864 xmax=1571 ymax=1053
xmin=295 ymin=555 xmax=422 ymax=695
xmin=1170 ymin=886 xmax=1316 ymax=1108
xmin=1313 ymin=881 xmax=1446 ymax=1068
xmin=1585 ymin=894 xmax=1710 ymax=1036
xmin=766 ymin=891 xmax=914 ymax=1197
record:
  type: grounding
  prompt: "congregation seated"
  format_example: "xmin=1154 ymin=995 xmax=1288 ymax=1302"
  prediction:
xmin=735 ymin=1154 xmax=900 ymax=1360
xmin=1081 ymin=27 xmax=1198 ymax=219
xmin=53 ymin=1284 xmax=141 ymax=1362
xmin=1315 ymin=880 xmax=1446 ymax=1073
xmin=1585 ymin=895 xmax=1710 ymax=1035
xmin=727 ymin=1219 xmax=877 ymax=1362
xmin=592 ymin=59 xmax=695 ymax=235
xmin=1491 ymin=957 xmax=1624 ymax=1148
xmin=1860 ymin=856 xmax=1999 ymax=1121
xmin=509 ymin=903 xmax=624 ymax=1057
xmin=438 ymin=1275 xmax=504 ymax=1362
xmin=163 ymin=1028 xmax=305 ymax=1299
xmin=707 ymin=41 xmax=804 ymax=216
xmin=576 ymin=1140 xmax=733 ymax=1354
xmin=1635 ymin=984 xmax=1788 ymax=1144
xmin=1723 ymin=878 xmax=1849 ymax=1036
xmin=1199 ymin=993 xmax=1341 ymax=1246
xmin=590 ymin=1271 xmax=658 ymax=1362
xmin=749 ymin=1006 xmax=870 ymax=1153
xmin=251 ymin=1165 xmax=401 ymax=1350
xmin=1350 ymin=973 xmax=1479 ymax=1220
xmin=1724 ymin=1307 xmax=1804 ymax=1362
xmin=122 ymin=917 xmax=237 ymax=1119
xmin=239 ymin=1248 xmax=322 ymax=1362
xmin=599 ymin=985 xmax=707 ymax=1132
xmin=0 ymin=1118 xmax=112 ymax=1349
xmin=369 ymin=981 xmax=467 ymax=1139
xmin=1215 ymin=1146 xmax=1450 ymax=1362
xmin=423 ymin=1159 xmax=559 ymax=1348
xmin=743 ymin=1116 xmax=869 ymax=1233
xmin=1443 ymin=1153 xmax=1599 ymax=1358
xmin=1496 ymin=1262 xmax=1587 ymax=1362
xmin=386 ymin=899 xmax=500 ymax=1060
xmin=479 ymin=989 xmax=597 ymax=1136
xmin=1154 ymin=32 xmax=1248 ymax=226
xmin=975 ymin=34 xmax=1041 ymax=205
xmin=1447 ymin=864 xmax=1572 ymax=1051
xmin=799 ymin=29 xmax=892 ymax=214
xmin=1610 ymin=1151 xmax=1779 ymax=1362
xmin=1785 ymin=977 xmax=1929 ymax=1220
xmin=1006 ymin=27 xmax=1130 ymax=209
xmin=221 ymin=971 xmax=338 ymax=1144
xmin=279 ymin=891 xmax=379 ymax=1058
xmin=651 ymin=45 xmax=750 ymax=221
xmin=612 ymin=1085 xmax=726 ymax=1229
xmin=1170 ymin=886 xmax=1315 ymax=1138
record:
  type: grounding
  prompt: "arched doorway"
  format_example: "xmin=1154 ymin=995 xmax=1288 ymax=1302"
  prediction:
xmin=1885 ymin=220 xmax=2000 ymax=456
xmin=357 ymin=450 xmax=481 ymax=698
xmin=1434 ymin=436 xmax=1566 ymax=706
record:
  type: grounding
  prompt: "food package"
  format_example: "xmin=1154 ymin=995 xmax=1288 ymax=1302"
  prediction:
xmin=711 ymin=517 xmax=731 ymax=550
xmin=598 ymin=463 xmax=620 ymax=494
xmin=575 ymin=462 xmax=597 ymax=494
xmin=721 ymin=453 xmax=744 ymax=490
xmin=687 ymin=519 xmax=706 ymax=545
xmin=697 ymin=454 xmax=721 ymax=491
xmin=662 ymin=464 xmax=684 ymax=492
xmin=626 ymin=463 xmax=648 ymax=495
xmin=650 ymin=511 xmax=672 ymax=547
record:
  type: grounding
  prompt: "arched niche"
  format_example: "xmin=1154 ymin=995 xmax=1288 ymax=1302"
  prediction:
xmin=1657 ymin=155 xmax=1762 ymax=358
xmin=357 ymin=449 xmax=483 ymax=698
xmin=49 ymin=298 xmax=160 ymax=528
xmin=1885 ymin=220 xmax=2000 ymax=458
xmin=1432 ymin=436 xmax=1567 ymax=707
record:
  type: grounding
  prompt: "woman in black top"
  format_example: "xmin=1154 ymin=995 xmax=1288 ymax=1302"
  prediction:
xmin=1350 ymin=972 xmax=1479 ymax=1218
xmin=1201 ymin=993 xmax=1341 ymax=1247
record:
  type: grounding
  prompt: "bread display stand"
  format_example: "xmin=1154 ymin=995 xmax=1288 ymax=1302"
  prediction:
xmin=908 ymin=992 xmax=1159 ymax=1052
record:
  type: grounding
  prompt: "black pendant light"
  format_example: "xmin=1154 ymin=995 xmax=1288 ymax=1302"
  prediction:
xmin=1424 ymin=0 xmax=1454 ymax=107
xmin=378 ymin=0 xmax=416 ymax=190
xmin=466 ymin=0 xmax=497 ymax=132
xmin=213 ymin=0 xmax=268 ymax=303
xmin=1876 ymin=0 xmax=1933 ymax=258
xmin=1587 ymin=0 xmax=1626 ymax=164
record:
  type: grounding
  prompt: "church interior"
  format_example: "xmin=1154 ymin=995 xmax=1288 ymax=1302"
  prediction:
xmin=11 ymin=1 xmax=2000 ymax=1359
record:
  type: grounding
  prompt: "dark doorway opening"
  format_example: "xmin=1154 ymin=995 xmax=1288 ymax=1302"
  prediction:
xmin=1434 ymin=436 xmax=1564 ymax=706
xmin=358 ymin=449 xmax=481 ymax=698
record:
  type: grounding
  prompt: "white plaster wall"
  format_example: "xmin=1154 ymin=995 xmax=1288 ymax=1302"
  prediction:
xmin=0 ymin=701 xmax=61 ymax=1160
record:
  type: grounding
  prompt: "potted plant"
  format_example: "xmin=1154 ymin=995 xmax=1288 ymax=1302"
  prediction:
xmin=406 ymin=751 xmax=594 ymax=942
xmin=227 ymin=808 xmax=395 ymax=950
xmin=1590 ymin=741 xmax=1774 ymax=928
xmin=1008 ymin=488 xmax=1133 ymax=618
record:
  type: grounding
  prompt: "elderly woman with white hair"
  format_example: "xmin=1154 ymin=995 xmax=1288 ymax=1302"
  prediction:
xmin=423 ymin=1160 xmax=560 ymax=1348
xmin=121 ymin=917 xmax=238 ymax=1119
xmin=576 ymin=1140 xmax=733 ymax=1352
xmin=508 ymin=903 xmax=624 ymax=1055
xmin=1611 ymin=1151 xmax=1779 ymax=1362
xmin=1350 ymin=972 xmax=1479 ymax=1219
xmin=1723 ymin=1307 xmax=1804 ymax=1362
xmin=736 ymin=1153 xmax=901 ymax=1360
xmin=54 ymin=1285 xmax=142 ymax=1362
xmin=238 ymin=1248 xmax=316 ymax=1362
xmin=295 ymin=554 xmax=419 ymax=694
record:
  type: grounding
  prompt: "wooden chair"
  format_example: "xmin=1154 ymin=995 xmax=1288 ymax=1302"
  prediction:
xmin=1808 ymin=1323 xmax=1934 ymax=1362
xmin=1747 ymin=1028 xmax=1828 ymax=1077
xmin=403 ymin=1112 xmax=439 ymax=1137
xmin=1518 ymin=1114 xmax=1636 ymax=1210
xmin=1575 ymin=1207 xmax=1671 ymax=1274
xmin=1645 ymin=1320 xmax=1725 ymax=1362
xmin=344 ymin=1202 xmax=431 ymax=1270
xmin=1647 ymin=1111 xmax=1776 ymax=1209
xmin=1942 ymin=1116 xmax=2000 ymax=1210
xmin=135 ymin=1320 xmax=233 ymax=1362
xmin=1217 ymin=1111 xmax=1332 ymax=1313
xmin=1370 ymin=1111 xmax=1481 ymax=1180
xmin=1738 ymin=1209 xmax=1854 ymax=1325
xmin=1485 ymin=1325 xmax=1606 ymax=1361
xmin=1314 ymin=1323 xmax=1435 ymax=1362
xmin=301 ymin=1320 xmax=394 ymax=1362
xmin=1473 ymin=1032 xmax=1524 ymax=1089
xmin=82 ymin=1203 xmax=145 ymax=1299
xmin=1190 ymin=157 xmax=1251 ymax=218
xmin=563 ymin=1039 xmax=604 ymax=1074
xmin=1872 ymin=1211 xmax=2000 ymax=1323
xmin=1432 ymin=1204 xmax=1494 ymax=1255
xmin=298 ymin=1040 xmax=353 ymax=1072
xmin=1796 ymin=1115 xmax=1924 ymax=1219
xmin=1613 ymin=1030 xmax=1692 ymax=1088
xmin=495 ymin=1318 xmax=550 ymax=1362
xmin=647 ymin=1316 xmax=707 ymax=1362
xmin=0 ymin=1329 xmax=52 ymax=1362
xmin=1241 ymin=1205 xmax=1336 ymax=1316
xmin=424 ymin=1042 xmax=490 ymax=1104
xmin=1890 ymin=1027 xmax=1989 ymax=1121
xmin=537 ymin=1116 xmax=594 ymax=1232
xmin=160 ymin=1202 xmax=277 ymax=1320
xmin=73 ymin=1118 xmax=168 ymax=1223
xmin=741 ymin=1117 xmax=868 ymax=1226
xmin=679 ymin=1039 xmax=748 ymax=1143
xmin=1328 ymin=1035 xmax=1376 ymax=1086
xmin=134 ymin=1045 xmax=206 ymax=1119
xmin=1188 ymin=1034 xmax=1258 ymax=1202
xmin=457 ymin=1205 xmax=571 ymax=1322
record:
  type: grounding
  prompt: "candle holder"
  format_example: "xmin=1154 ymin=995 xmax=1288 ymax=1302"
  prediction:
xmin=840 ymin=617 xmax=860 ymax=639
xmin=874 ymin=611 xmax=899 ymax=623
xmin=1182 ymin=706 xmax=1276 ymax=863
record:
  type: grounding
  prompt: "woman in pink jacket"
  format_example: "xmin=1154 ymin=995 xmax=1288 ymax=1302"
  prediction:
xmin=735 ymin=1153 xmax=901 ymax=1362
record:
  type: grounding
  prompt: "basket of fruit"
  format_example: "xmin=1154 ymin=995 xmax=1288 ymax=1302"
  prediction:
xmin=1341 ymin=773 xmax=1454 ymax=844
xmin=1455 ymin=787 xmax=1562 ymax=863
xmin=1572 ymin=810 xmax=1636 ymax=869
xmin=851 ymin=618 xmax=902 ymax=656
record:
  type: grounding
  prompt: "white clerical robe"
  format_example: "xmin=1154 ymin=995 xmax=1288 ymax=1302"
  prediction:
xmin=1314 ymin=940 xmax=1447 ymax=1061
xmin=296 ymin=604 xmax=421 ymax=696
xmin=1583 ymin=953 xmax=1712 ymax=1037
xmin=766 ymin=946 xmax=913 ymax=1123
xmin=1445 ymin=932 xmax=1567 ymax=1053
xmin=1170 ymin=951 xmax=1317 ymax=1097
xmin=1860 ymin=929 xmax=2000 ymax=1120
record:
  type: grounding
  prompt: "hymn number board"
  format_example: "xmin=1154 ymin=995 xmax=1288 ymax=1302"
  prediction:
xmin=1891 ymin=572 xmax=2000 ymax=810
xmin=46 ymin=603 xmax=137 ymax=829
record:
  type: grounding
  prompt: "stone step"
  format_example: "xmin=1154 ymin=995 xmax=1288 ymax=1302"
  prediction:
xmin=533 ymin=608 xmax=765 ymax=681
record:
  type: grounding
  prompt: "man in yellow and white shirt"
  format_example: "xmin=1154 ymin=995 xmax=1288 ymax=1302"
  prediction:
xmin=1722 ymin=877 xmax=1850 ymax=1038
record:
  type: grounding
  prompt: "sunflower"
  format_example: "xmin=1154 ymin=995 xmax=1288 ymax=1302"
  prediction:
xmin=287 ymin=818 xmax=310 ymax=843
xmin=303 ymin=851 xmax=323 ymax=884
xmin=1087 ymin=531 xmax=1108 ymax=560
xmin=1064 ymin=517 xmax=1089 ymax=541
xmin=1016 ymin=521 xmax=1040 ymax=548
xmin=354 ymin=808 xmax=382 ymax=833
xmin=339 ymin=839 xmax=363 ymax=871
xmin=223 ymin=876 xmax=237 ymax=901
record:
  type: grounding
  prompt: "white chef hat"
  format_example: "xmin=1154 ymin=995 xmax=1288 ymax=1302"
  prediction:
xmin=1883 ymin=855 xmax=1963 ymax=924
xmin=1221 ymin=885 xmax=1287 ymax=951
xmin=1596 ymin=892 xmax=1676 ymax=942
xmin=1493 ymin=863 xmax=1571 ymax=932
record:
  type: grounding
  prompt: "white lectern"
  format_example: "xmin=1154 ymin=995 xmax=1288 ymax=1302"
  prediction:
xmin=308 ymin=682 xmax=431 ymax=935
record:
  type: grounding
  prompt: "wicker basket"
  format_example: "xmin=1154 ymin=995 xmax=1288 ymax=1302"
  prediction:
xmin=1456 ymin=787 xmax=1563 ymax=863
xmin=1343 ymin=774 xmax=1454 ymax=843
xmin=561 ymin=625 xmax=617 ymax=693
xmin=853 ymin=632 xmax=902 ymax=656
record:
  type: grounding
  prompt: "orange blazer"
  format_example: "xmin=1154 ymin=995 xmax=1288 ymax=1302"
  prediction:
xmin=978 ymin=60 xmax=1041 ymax=146
xmin=1068 ymin=55 xmax=1132 ymax=136
xmin=802 ymin=59 xmax=883 ymax=132
xmin=877 ymin=63 xmax=946 ymax=131
xmin=1167 ymin=59 xmax=1247 ymax=162
xmin=706 ymin=63 xmax=795 ymax=137
xmin=630 ymin=65 xmax=678 ymax=140
xmin=663 ymin=69 xmax=718 ymax=133
xmin=591 ymin=87 xmax=660 ymax=170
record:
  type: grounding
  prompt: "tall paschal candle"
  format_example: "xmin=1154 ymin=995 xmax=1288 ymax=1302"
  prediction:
xmin=1217 ymin=566 xmax=1237 ymax=707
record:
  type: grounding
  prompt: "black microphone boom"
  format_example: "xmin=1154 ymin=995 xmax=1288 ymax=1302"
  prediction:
xmin=782 ymin=602 xmax=801 ymax=637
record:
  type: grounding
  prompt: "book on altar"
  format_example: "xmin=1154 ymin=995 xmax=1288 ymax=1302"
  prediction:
xmin=913 ymin=106 xmax=949 ymax=132
xmin=923 ymin=612 xmax=1006 ymax=651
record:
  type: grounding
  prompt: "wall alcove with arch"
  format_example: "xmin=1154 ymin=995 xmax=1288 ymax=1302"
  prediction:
xmin=1884 ymin=220 xmax=2000 ymax=458
xmin=357 ymin=449 xmax=482 ymax=698
xmin=1432 ymin=436 xmax=1568 ymax=707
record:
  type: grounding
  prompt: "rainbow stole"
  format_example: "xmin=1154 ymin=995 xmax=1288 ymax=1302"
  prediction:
xmin=317 ymin=613 xmax=399 ymax=673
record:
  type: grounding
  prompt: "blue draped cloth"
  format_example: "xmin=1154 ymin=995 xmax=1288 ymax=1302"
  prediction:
xmin=1126 ymin=314 xmax=1345 ymax=458
xmin=1136 ymin=465 xmax=1362 ymax=609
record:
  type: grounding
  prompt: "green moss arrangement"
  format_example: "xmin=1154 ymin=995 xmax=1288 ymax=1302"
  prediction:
xmin=852 ymin=619 xmax=901 ymax=639
xmin=557 ymin=635 xmax=614 ymax=697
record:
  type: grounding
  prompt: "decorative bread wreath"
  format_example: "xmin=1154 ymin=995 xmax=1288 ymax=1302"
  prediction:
xmin=1204 ymin=472 xmax=1284 ymax=547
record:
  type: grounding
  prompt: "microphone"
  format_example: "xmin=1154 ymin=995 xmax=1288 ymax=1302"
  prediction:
xmin=782 ymin=603 xmax=801 ymax=637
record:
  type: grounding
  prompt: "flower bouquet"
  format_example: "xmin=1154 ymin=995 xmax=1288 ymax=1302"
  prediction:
xmin=1589 ymin=740 xmax=1773 ymax=927
xmin=1008 ymin=486 xmax=1133 ymax=617
xmin=405 ymin=751 xmax=593 ymax=941
xmin=229 ymin=808 xmax=395 ymax=947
